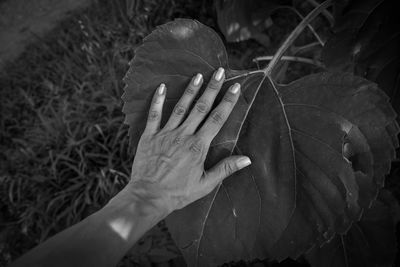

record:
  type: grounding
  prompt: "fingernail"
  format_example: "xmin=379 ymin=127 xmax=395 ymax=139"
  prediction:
xmin=237 ymin=157 xmax=251 ymax=169
xmin=158 ymin=83 xmax=166 ymax=95
xmin=230 ymin=83 xmax=240 ymax=94
xmin=193 ymin=73 xmax=203 ymax=86
xmin=214 ymin=67 xmax=225 ymax=81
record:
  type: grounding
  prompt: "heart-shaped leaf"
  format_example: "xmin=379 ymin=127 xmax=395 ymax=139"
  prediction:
xmin=305 ymin=189 xmax=399 ymax=267
xmin=122 ymin=19 xmax=399 ymax=266
xmin=323 ymin=0 xmax=400 ymax=116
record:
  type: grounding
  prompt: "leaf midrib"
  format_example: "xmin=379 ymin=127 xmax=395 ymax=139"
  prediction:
xmin=195 ymin=73 xmax=266 ymax=266
xmin=267 ymin=75 xmax=298 ymax=223
xmin=195 ymin=73 xmax=299 ymax=265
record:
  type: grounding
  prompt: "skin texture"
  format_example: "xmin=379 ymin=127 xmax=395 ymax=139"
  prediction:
xmin=10 ymin=68 xmax=251 ymax=267
xmin=131 ymin=67 xmax=251 ymax=212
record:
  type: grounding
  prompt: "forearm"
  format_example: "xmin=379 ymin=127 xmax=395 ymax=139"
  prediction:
xmin=10 ymin=184 xmax=170 ymax=267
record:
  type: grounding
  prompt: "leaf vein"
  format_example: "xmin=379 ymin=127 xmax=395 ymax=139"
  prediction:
xmin=284 ymin=103 xmax=350 ymax=122
xmin=181 ymin=49 xmax=215 ymax=71
xmin=341 ymin=235 xmax=349 ymax=267
xmin=221 ymin=184 xmax=237 ymax=240
xmin=236 ymin=145 xmax=262 ymax=238
xmin=291 ymin=128 xmax=347 ymax=162
xmin=294 ymin=148 xmax=351 ymax=209
xmin=196 ymin=75 xmax=266 ymax=265
xmin=268 ymin=76 xmax=297 ymax=219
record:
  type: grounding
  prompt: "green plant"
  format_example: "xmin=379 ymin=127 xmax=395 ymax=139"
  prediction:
xmin=122 ymin=0 xmax=399 ymax=266
xmin=321 ymin=0 xmax=400 ymax=116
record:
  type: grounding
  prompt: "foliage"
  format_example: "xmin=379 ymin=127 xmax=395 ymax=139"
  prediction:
xmin=322 ymin=0 xmax=400 ymax=116
xmin=122 ymin=1 xmax=399 ymax=267
xmin=1 ymin=0 xmax=399 ymax=267
xmin=306 ymin=189 xmax=399 ymax=267
xmin=215 ymin=0 xmax=284 ymax=46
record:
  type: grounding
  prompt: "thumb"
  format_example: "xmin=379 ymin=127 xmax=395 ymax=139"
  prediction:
xmin=204 ymin=156 xmax=251 ymax=186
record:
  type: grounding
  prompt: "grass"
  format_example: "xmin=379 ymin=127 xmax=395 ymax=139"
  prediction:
xmin=0 ymin=0 xmax=198 ymax=264
xmin=0 ymin=0 xmax=398 ymax=266
xmin=0 ymin=0 xmax=238 ymax=265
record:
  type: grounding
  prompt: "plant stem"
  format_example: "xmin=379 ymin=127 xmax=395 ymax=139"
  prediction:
xmin=264 ymin=0 xmax=332 ymax=75
xmin=254 ymin=56 xmax=324 ymax=68
xmin=225 ymin=70 xmax=265 ymax=82
xmin=306 ymin=0 xmax=334 ymax=27
xmin=277 ymin=6 xmax=324 ymax=46
xmin=292 ymin=42 xmax=321 ymax=54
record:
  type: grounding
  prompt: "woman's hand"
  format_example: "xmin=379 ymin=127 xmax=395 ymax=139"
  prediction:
xmin=127 ymin=67 xmax=251 ymax=213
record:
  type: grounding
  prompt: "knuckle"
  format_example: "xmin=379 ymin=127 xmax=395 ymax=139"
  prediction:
xmin=223 ymin=94 xmax=235 ymax=104
xmin=173 ymin=104 xmax=186 ymax=115
xmin=152 ymin=96 xmax=162 ymax=104
xmin=172 ymin=136 xmax=183 ymax=145
xmin=148 ymin=110 xmax=159 ymax=121
xmin=223 ymin=162 xmax=236 ymax=176
xmin=195 ymin=101 xmax=209 ymax=113
xmin=207 ymin=82 xmax=220 ymax=91
xmin=185 ymin=86 xmax=196 ymax=95
xmin=189 ymin=138 xmax=205 ymax=153
xmin=210 ymin=111 xmax=224 ymax=124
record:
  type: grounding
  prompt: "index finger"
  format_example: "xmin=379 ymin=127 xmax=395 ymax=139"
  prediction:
xmin=143 ymin=83 xmax=166 ymax=135
xmin=196 ymin=83 xmax=240 ymax=142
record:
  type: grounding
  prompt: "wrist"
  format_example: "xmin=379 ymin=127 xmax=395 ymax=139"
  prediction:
xmin=107 ymin=180 xmax=172 ymax=219
xmin=89 ymin=182 xmax=170 ymax=250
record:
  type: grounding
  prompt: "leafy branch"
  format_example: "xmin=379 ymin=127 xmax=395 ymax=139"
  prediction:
xmin=276 ymin=6 xmax=325 ymax=45
xmin=226 ymin=0 xmax=331 ymax=82
xmin=264 ymin=0 xmax=332 ymax=75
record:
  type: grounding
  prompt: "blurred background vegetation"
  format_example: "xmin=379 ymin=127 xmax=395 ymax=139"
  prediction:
xmin=0 ymin=0 xmax=398 ymax=266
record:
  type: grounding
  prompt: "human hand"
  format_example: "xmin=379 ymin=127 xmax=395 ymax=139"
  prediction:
xmin=127 ymin=67 xmax=251 ymax=214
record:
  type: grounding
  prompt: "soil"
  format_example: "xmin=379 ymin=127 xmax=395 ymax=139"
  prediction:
xmin=0 ymin=0 xmax=91 ymax=69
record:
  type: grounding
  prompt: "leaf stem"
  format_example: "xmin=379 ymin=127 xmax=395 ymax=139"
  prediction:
xmin=292 ymin=42 xmax=321 ymax=54
xmin=254 ymin=56 xmax=324 ymax=68
xmin=277 ymin=6 xmax=324 ymax=46
xmin=306 ymin=0 xmax=334 ymax=27
xmin=264 ymin=0 xmax=332 ymax=75
xmin=225 ymin=70 xmax=265 ymax=82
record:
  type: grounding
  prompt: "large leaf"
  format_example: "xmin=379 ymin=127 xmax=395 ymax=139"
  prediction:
xmin=322 ymin=0 xmax=400 ymax=116
xmin=306 ymin=189 xmax=399 ymax=267
xmin=215 ymin=0 xmax=283 ymax=45
xmin=122 ymin=19 xmax=399 ymax=266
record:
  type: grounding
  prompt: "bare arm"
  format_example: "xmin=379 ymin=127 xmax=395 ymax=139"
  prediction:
xmin=10 ymin=67 xmax=251 ymax=267
xmin=9 ymin=186 xmax=169 ymax=267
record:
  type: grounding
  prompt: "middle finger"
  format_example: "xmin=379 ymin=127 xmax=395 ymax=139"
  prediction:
xmin=163 ymin=73 xmax=203 ymax=130
xmin=181 ymin=67 xmax=225 ymax=134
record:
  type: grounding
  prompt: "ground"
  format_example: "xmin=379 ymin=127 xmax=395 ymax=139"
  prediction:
xmin=0 ymin=0 xmax=91 ymax=68
xmin=0 ymin=0 xmax=398 ymax=266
